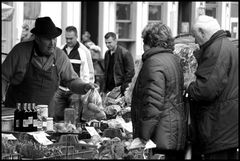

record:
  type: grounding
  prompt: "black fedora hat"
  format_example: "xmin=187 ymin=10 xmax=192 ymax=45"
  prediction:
xmin=31 ymin=16 xmax=62 ymax=39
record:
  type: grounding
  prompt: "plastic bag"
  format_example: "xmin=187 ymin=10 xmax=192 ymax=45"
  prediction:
xmin=82 ymin=88 xmax=106 ymax=121
xmin=103 ymin=86 xmax=125 ymax=107
xmin=83 ymin=88 xmax=102 ymax=106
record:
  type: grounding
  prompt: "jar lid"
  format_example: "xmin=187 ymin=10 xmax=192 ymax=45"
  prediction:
xmin=37 ymin=105 xmax=48 ymax=108
xmin=47 ymin=117 xmax=53 ymax=120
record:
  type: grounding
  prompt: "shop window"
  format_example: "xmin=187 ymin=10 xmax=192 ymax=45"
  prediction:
xmin=116 ymin=2 xmax=132 ymax=39
xmin=231 ymin=2 xmax=238 ymax=18
xmin=148 ymin=3 xmax=163 ymax=23
xmin=24 ymin=2 xmax=41 ymax=20
xmin=116 ymin=2 xmax=135 ymax=54
xmin=230 ymin=2 xmax=238 ymax=39
xmin=205 ymin=1 xmax=218 ymax=18
xmin=116 ymin=23 xmax=131 ymax=39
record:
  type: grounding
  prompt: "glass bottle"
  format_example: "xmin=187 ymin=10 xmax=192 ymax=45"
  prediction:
xmin=28 ymin=103 xmax=34 ymax=131
xmin=22 ymin=103 xmax=29 ymax=132
xmin=14 ymin=103 xmax=21 ymax=131
xmin=64 ymin=107 xmax=76 ymax=125
xmin=31 ymin=103 xmax=38 ymax=131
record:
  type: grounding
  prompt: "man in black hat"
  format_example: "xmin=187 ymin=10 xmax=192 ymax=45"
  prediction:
xmin=2 ymin=17 xmax=95 ymax=115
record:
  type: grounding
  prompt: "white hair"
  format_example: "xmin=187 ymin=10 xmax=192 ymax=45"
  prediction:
xmin=193 ymin=15 xmax=221 ymax=34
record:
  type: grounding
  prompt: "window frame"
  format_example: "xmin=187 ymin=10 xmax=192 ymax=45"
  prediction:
xmin=115 ymin=2 xmax=133 ymax=40
xmin=205 ymin=1 xmax=218 ymax=18
xmin=148 ymin=2 xmax=164 ymax=24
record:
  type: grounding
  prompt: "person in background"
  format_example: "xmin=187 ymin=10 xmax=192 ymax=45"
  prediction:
xmin=131 ymin=22 xmax=186 ymax=160
xmin=81 ymin=31 xmax=95 ymax=49
xmin=2 ymin=17 xmax=95 ymax=110
xmin=78 ymin=32 xmax=95 ymax=83
xmin=81 ymin=31 xmax=101 ymax=58
xmin=50 ymin=26 xmax=94 ymax=121
xmin=91 ymin=49 xmax=105 ymax=93
xmin=186 ymin=15 xmax=238 ymax=160
xmin=78 ymin=31 xmax=95 ymax=83
xmin=20 ymin=23 xmax=35 ymax=42
xmin=103 ymin=32 xmax=135 ymax=95
xmin=81 ymin=31 xmax=104 ymax=92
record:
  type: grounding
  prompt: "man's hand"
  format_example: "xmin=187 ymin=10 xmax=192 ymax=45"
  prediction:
xmin=84 ymin=83 xmax=97 ymax=93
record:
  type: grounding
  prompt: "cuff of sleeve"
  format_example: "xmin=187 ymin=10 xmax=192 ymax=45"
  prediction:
xmin=139 ymin=119 xmax=158 ymax=141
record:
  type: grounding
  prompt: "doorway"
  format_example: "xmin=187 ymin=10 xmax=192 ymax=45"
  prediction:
xmin=178 ymin=2 xmax=192 ymax=34
xmin=81 ymin=2 xmax=99 ymax=45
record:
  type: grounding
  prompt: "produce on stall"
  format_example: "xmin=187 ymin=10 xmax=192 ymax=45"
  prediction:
xmin=1 ymin=37 xmax=200 ymax=159
xmin=81 ymin=88 xmax=106 ymax=121
xmin=173 ymin=35 xmax=199 ymax=84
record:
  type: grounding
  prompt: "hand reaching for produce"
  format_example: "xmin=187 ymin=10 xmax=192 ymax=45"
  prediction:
xmin=84 ymin=83 xmax=98 ymax=93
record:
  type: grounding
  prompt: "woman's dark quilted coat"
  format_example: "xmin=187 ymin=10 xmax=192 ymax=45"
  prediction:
xmin=131 ymin=47 xmax=187 ymax=150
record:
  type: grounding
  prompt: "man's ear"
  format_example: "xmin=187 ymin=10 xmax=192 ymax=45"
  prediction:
xmin=198 ymin=28 xmax=205 ymax=38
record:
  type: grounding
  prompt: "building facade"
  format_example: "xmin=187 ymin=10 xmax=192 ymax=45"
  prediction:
xmin=2 ymin=1 xmax=238 ymax=61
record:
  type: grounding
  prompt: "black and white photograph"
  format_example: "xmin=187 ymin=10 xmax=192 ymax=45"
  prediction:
xmin=1 ymin=1 xmax=238 ymax=160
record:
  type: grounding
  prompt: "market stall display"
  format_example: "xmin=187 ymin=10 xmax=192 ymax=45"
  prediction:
xmin=173 ymin=35 xmax=199 ymax=85
xmin=1 ymin=40 xmax=199 ymax=159
xmin=81 ymin=88 xmax=106 ymax=121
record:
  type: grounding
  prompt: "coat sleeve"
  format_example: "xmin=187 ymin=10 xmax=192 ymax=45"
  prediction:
xmin=2 ymin=42 xmax=33 ymax=101
xmin=80 ymin=43 xmax=95 ymax=83
xmin=56 ymin=51 xmax=89 ymax=95
xmin=138 ymin=60 xmax=165 ymax=141
xmin=187 ymin=49 xmax=229 ymax=102
xmin=123 ymin=50 xmax=135 ymax=83
xmin=78 ymin=48 xmax=90 ymax=83
xmin=121 ymin=50 xmax=135 ymax=92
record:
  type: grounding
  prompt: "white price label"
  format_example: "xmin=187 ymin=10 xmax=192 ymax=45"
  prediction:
xmin=85 ymin=126 xmax=100 ymax=137
xmin=27 ymin=131 xmax=52 ymax=145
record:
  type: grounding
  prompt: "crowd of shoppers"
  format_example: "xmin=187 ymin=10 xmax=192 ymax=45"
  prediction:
xmin=2 ymin=15 xmax=238 ymax=160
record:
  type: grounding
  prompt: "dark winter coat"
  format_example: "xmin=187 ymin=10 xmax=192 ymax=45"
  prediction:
xmin=104 ymin=45 xmax=135 ymax=93
xmin=131 ymin=47 xmax=187 ymax=150
xmin=187 ymin=30 xmax=239 ymax=154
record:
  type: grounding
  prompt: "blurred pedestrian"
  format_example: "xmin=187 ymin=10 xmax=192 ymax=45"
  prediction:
xmin=20 ymin=23 xmax=35 ymax=42
xmin=186 ymin=15 xmax=238 ymax=160
xmin=50 ymin=26 xmax=94 ymax=121
xmin=81 ymin=31 xmax=95 ymax=49
xmin=103 ymin=32 xmax=135 ymax=95
xmin=131 ymin=22 xmax=186 ymax=159
xmin=81 ymin=31 xmax=104 ymax=91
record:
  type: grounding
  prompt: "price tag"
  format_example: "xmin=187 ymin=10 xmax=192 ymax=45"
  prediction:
xmin=2 ymin=133 xmax=17 ymax=140
xmin=27 ymin=131 xmax=52 ymax=145
xmin=85 ymin=126 xmax=100 ymax=137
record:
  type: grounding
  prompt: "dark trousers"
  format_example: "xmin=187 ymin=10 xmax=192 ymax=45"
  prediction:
xmin=203 ymin=148 xmax=239 ymax=160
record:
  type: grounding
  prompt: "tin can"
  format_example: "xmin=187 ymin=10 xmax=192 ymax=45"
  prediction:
xmin=36 ymin=105 xmax=48 ymax=118
xmin=47 ymin=117 xmax=54 ymax=131
xmin=2 ymin=118 xmax=14 ymax=131
xmin=64 ymin=108 xmax=76 ymax=125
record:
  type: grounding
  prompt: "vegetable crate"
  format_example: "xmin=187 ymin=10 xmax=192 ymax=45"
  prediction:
xmin=129 ymin=147 xmax=153 ymax=159
xmin=36 ymin=150 xmax=97 ymax=160
xmin=43 ymin=142 xmax=97 ymax=160
xmin=2 ymin=154 xmax=21 ymax=160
